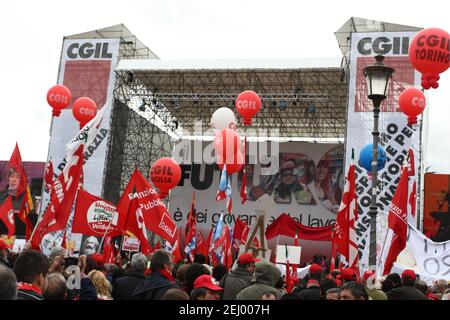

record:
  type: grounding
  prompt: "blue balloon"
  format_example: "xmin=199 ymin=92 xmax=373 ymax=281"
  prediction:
xmin=358 ymin=144 xmax=387 ymax=172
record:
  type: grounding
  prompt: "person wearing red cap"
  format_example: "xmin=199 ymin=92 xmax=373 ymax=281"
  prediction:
xmin=341 ymin=267 xmax=357 ymax=283
xmin=362 ymin=270 xmax=387 ymax=300
xmin=386 ymin=270 xmax=427 ymax=300
xmin=191 ymin=274 xmax=223 ymax=300
xmin=220 ymin=252 xmax=259 ymax=300
xmin=0 ymin=238 xmax=13 ymax=268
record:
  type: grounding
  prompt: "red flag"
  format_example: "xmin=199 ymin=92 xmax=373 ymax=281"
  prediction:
xmin=409 ymin=181 xmax=417 ymax=218
xmin=383 ymin=167 xmax=409 ymax=275
xmin=72 ymin=189 xmax=126 ymax=237
xmin=332 ymin=162 xmax=359 ymax=269
xmin=240 ymin=137 xmax=247 ymax=205
xmin=44 ymin=160 xmax=54 ymax=192
xmin=103 ymin=236 xmax=115 ymax=264
xmin=222 ymin=224 xmax=233 ymax=270
xmin=169 ymin=229 xmax=183 ymax=264
xmin=251 ymin=236 xmax=261 ymax=249
xmin=202 ymin=228 xmax=214 ymax=264
xmin=61 ymin=230 xmax=67 ymax=249
xmin=292 ymin=229 xmax=299 ymax=278
xmin=233 ymin=218 xmax=250 ymax=244
xmin=407 ymin=149 xmax=415 ymax=176
xmin=8 ymin=143 xmax=34 ymax=224
xmin=0 ymin=196 xmax=15 ymax=237
xmin=30 ymin=145 xmax=84 ymax=249
xmin=285 ymin=260 xmax=294 ymax=294
xmin=117 ymin=172 xmax=153 ymax=256
xmin=184 ymin=193 xmax=196 ymax=261
xmin=133 ymin=169 xmax=177 ymax=244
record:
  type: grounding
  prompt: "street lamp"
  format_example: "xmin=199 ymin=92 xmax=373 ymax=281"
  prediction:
xmin=363 ymin=55 xmax=395 ymax=267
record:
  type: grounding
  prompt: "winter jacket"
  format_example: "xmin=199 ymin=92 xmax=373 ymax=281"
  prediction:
xmin=236 ymin=262 xmax=283 ymax=300
xmin=79 ymin=277 xmax=98 ymax=300
xmin=17 ymin=288 xmax=44 ymax=300
xmin=220 ymin=266 xmax=253 ymax=300
xmin=113 ymin=271 xmax=146 ymax=300
xmin=133 ymin=271 xmax=178 ymax=300
xmin=387 ymin=286 xmax=428 ymax=300
xmin=367 ymin=288 xmax=388 ymax=300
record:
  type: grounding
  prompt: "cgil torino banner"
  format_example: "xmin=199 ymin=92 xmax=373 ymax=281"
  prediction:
xmin=169 ymin=140 xmax=344 ymax=235
xmin=344 ymin=31 xmax=422 ymax=262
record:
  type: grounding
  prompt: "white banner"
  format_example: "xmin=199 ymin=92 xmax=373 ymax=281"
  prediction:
xmin=345 ymin=32 xmax=422 ymax=257
xmin=396 ymin=225 xmax=450 ymax=283
xmin=170 ymin=141 xmax=343 ymax=231
xmin=39 ymin=39 xmax=120 ymax=254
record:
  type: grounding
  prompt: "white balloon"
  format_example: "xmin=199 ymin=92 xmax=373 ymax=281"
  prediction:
xmin=210 ymin=107 xmax=237 ymax=131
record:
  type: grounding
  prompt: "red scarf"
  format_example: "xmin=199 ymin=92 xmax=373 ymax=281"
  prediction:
xmin=158 ymin=269 xmax=175 ymax=282
xmin=17 ymin=282 xmax=42 ymax=295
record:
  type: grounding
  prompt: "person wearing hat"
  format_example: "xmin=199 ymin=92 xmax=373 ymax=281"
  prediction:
xmin=362 ymin=270 xmax=387 ymax=300
xmin=292 ymin=263 xmax=323 ymax=295
xmin=236 ymin=261 xmax=283 ymax=300
xmin=386 ymin=270 xmax=428 ymax=300
xmin=191 ymin=274 xmax=223 ymax=300
xmin=296 ymin=279 xmax=321 ymax=300
xmin=220 ymin=252 xmax=259 ymax=300
xmin=0 ymin=238 xmax=13 ymax=268
xmin=341 ymin=267 xmax=357 ymax=283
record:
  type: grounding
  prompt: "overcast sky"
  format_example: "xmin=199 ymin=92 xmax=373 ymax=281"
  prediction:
xmin=0 ymin=0 xmax=449 ymax=172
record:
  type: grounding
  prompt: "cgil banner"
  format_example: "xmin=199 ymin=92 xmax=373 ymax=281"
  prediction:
xmin=344 ymin=31 xmax=422 ymax=258
xmin=169 ymin=140 xmax=344 ymax=236
xmin=39 ymin=38 xmax=120 ymax=255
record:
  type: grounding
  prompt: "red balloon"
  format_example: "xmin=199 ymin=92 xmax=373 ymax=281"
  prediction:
xmin=235 ymin=90 xmax=261 ymax=125
xmin=217 ymin=152 xmax=244 ymax=175
xmin=398 ymin=88 xmax=426 ymax=125
xmin=409 ymin=28 xmax=450 ymax=89
xmin=72 ymin=97 xmax=97 ymax=128
xmin=214 ymin=129 xmax=241 ymax=164
xmin=150 ymin=157 xmax=182 ymax=199
xmin=47 ymin=85 xmax=72 ymax=117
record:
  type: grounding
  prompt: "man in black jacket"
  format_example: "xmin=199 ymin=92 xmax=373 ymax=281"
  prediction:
xmin=133 ymin=249 xmax=178 ymax=300
xmin=387 ymin=270 xmax=428 ymax=300
xmin=296 ymin=279 xmax=321 ymax=300
xmin=220 ymin=252 xmax=259 ymax=300
xmin=113 ymin=252 xmax=147 ymax=300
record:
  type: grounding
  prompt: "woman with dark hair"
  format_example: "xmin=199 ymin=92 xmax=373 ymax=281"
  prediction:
xmin=309 ymin=160 xmax=338 ymax=213
xmin=295 ymin=161 xmax=316 ymax=205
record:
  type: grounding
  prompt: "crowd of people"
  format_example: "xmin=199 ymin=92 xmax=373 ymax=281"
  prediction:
xmin=1 ymin=238 xmax=449 ymax=301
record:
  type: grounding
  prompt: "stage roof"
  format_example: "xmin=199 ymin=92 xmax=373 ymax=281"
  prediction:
xmin=115 ymin=58 xmax=348 ymax=141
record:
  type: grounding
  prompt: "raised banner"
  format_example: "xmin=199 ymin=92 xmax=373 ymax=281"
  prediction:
xmin=169 ymin=140 xmax=343 ymax=233
xmin=38 ymin=38 xmax=120 ymax=254
xmin=344 ymin=32 xmax=422 ymax=259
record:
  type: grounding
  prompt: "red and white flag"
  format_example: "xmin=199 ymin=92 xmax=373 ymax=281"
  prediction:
xmin=30 ymin=145 xmax=84 ymax=249
xmin=0 ymin=196 xmax=15 ymax=237
xmin=136 ymin=169 xmax=177 ymax=244
xmin=44 ymin=160 xmax=54 ymax=192
xmin=332 ymin=162 xmax=359 ymax=269
xmin=382 ymin=166 xmax=409 ymax=275
xmin=72 ymin=189 xmax=126 ymax=237
xmin=117 ymin=175 xmax=153 ymax=256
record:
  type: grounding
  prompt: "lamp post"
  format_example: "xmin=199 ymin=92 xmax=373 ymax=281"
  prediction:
xmin=363 ymin=55 xmax=395 ymax=267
